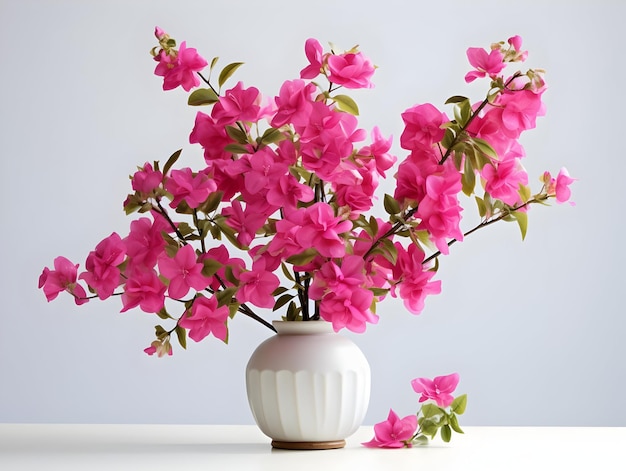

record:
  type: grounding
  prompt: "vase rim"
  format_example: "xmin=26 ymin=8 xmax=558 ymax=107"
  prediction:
xmin=272 ymin=320 xmax=335 ymax=335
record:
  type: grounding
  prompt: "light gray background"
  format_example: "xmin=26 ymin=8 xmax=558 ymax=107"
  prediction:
xmin=1 ymin=0 xmax=624 ymax=426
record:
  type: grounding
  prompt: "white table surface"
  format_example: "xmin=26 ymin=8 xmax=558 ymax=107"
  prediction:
xmin=1 ymin=424 xmax=624 ymax=470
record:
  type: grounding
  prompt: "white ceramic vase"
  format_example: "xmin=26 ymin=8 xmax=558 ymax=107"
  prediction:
xmin=245 ymin=320 xmax=371 ymax=449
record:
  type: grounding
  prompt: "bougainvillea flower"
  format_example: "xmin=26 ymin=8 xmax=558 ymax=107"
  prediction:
xmin=154 ymin=41 xmax=208 ymax=91
xmin=411 ymin=372 xmax=460 ymax=408
xmin=299 ymin=38 xmax=324 ymax=79
xmin=327 ymin=51 xmax=375 ymax=89
xmin=362 ymin=409 xmax=417 ymax=448
xmin=120 ymin=269 xmax=166 ymax=313
xmin=555 ymin=167 xmax=576 ymax=204
xmin=400 ymin=103 xmax=447 ymax=150
xmin=319 ymin=288 xmax=378 ymax=333
xmin=481 ymin=158 xmax=529 ymax=206
xmin=79 ymin=232 xmax=126 ymax=300
xmin=131 ymin=162 xmax=163 ymax=195
xmin=165 ymin=167 xmax=216 ymax=209
xmin=158 ymin=244 xmax=210 ymax=299
xmin=179 ymin=295 xmax=229 ymax=342
xmin=237 ymin=259 xmax=280 ymax=309
xmin=464 ymin=47 xmax=506 ymax=83
xmin=39 ymin=256 xmax=88 ymax=305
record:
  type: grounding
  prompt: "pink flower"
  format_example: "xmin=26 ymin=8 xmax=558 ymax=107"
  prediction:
xmin=120 ymin=269 xmax=166 ymax=313
xmin=39 ymin=256 xmax=88 ymax=305
xmin=271 ymin=79 xmax=316 ymax=128
xmin=154 ymin=41 xmax=208 ymax=92
xmin=319 ymin=288 xmax=379 ymax=333
xmin=411 ymin=372 xmax=460 ymax=408
xmin=179 ymin=295 xmax=229 ymax=342
xmin=222 ymin=199 xmax=268 ymax=248
xmin=237 ymin=259 xmax=280 ymax=309
xmin=496 ymin=89 xmax=545 ymax=137
xmin=481 ymin=158 xmax=529 ymax=206
xmin=464 ymin=47 xmax=506 ymax=83
xmin=555 ymin=167 xmax=575 ymax=204
xmin=165 ymin=167 xmax=216 ymax=209
xmin=144 ymin=339 xmax=172 ymax=357
xmin=296 ymin=203 xmax=353 ymax=258
xmin=79 ymin=232 xmax=126 ymax=300
xmin=211 ymin=81 xmax=261 ymax=125
xmin=393 ymin=243 xmax=442 ymax=314
xmin=300 ymin=38 xmax=324 ymax=79
xmin=132 ymin=162 xmax=163 ymax=195
xmin=400 ymin=104 xmax=446 ymax=150
xmin=362 ymin=409 xmax=417 ymax=448
xmin=124 ymin=214 xmax=170 ymax=270
xmin=189 ymin=112 xmax=234 ymax=162
xmin=327 ymin=51 xmax=375 ymax=89
xmin=356 ymin=126 xmax=396 ymax=177
xmin=507 ymin=35 xmax=528 ymax=62
xmin=309 ymin=256 xmax=367 ymax=300
xmin=158 ymin=244 xmax=210 ymax=299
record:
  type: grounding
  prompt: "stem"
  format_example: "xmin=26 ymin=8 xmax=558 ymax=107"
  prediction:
xmin=154 ymin=199 xmax=188 ymax=243
xmin=294 ymin=272 xmax=309 ymax=321
xmin=193 ymin=209 xmax=207 ymax=253
xmin=422 ymin=196 xmax=547 ymax=265
xmin=197 ymin=72 xmax=219 ymax=95
xmin=363 ymin=207 xmax=418 ymax=260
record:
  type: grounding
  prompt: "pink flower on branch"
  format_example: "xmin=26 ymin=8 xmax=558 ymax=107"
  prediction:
xmin=39 ymin=256 xmax=88 ymax=305
xmin=464 ymin=47 xmax=506 ymax=83
xmin=154 ymin=41 xmax=207 ymax=92
xmin=79 ymin=232 xmax=126 ymax=300
xmin=237 ymin=259 xmax=280 ymax=309
xmin=120 ymin=269 xmax=166 ymax=314
xmin=400 ymin=104 xmax=447 ymax=150
xmin=158 ymin=244 xmax=210 ymax=299
xmin=179 ymin=295 xmax=229 ymax=342
xmin=300 ymin=38 xmax=324 ymax=79
xmin=555 ymin=167 xmax=576 ymax=204
xmin=362 ymin=409 xmax=418 ymax=448
xmin=165 ymin=167 xmax=216 ymax=209
xmin=411 ymin=372 xmax=460 ymax=408
xmin=327 ymin=51 xmax=375 ymax=89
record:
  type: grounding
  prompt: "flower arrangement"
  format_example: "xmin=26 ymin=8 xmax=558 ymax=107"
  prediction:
xmin=39 ymin=28 xmax=573 ymax=445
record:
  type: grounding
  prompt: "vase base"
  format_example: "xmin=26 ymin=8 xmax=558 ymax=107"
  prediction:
xmin=271 ymin=439 xmax=346 ymax=450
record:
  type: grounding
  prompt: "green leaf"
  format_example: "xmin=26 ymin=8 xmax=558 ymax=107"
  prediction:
xmin=475 ymin=196 xmax=487 ymax=218
xmin=421 ymin=403 xmax=444 ymax=419
xmin=187 ymin=88 xmax=219 ymax=106
xmin=175 ymin=325 xmax=187 ymax=350
xmin=449 ymin=413 xmax=464 ymax=434
xmin=154 ymin=324 xmax=168 ymax=340
xmin=440 ymin=424 xmax=452 ymax=443
xmin=225 ymin=125 xmax=249 ymax=144
xmin=281 ymin=263 xmax=295 ymax=282
xmin=163 ymin=149 xmax=182 ymax=176
xmin=201 ymin=257 xmax=222 ymax=277
xmin=218 ymin=62 xmax=244 ymax=88
xmin=259 ymin=127 xmax=285 ymax=146
xmin=286 ymin=248 xmax=319 ymax=266
xmin=512 ymin=210 xmax=528 ymax=241
xmin=216 ymin=287 xmax=238 ymax=307
xmin=285 ymin=301 xmax=299 ymax=321
xmin=209 ymin=56 xmax=219 ymax=72
xmin=462 ymin=156 xmax=476 ymax=197
xmin=453 ymin=99 xmax=472 ymax=127
xmin=273 ymin=293 xmax=295 ymax=312
xmin=380 ymin=238 xmax=398 ymax=265
xmin=156 ymin=308 xmax=172 ymax=320
xmin=224 ymin=143 xmax=250 ymax=155
xmin=451 ymin=394 xmax=467 ymax=415
xmin=332 ymin=94 xmax=359 ymax=115
xmin=472 ymin=137 xmax=498 ymax=160
xmin=383 ymin=194 xmax=401 ymax=215
xmin=199 ymin=191 xmax=223 ymax=215
xmin=412 ymin=435 xmax=429 ymax=446
xmin=518 ymin=184 xmax=531 ymax=203
xmin=418 ymin=418 xmax=440 ymax=438
xmin=445 ymin=95 xmax=469 ymax=104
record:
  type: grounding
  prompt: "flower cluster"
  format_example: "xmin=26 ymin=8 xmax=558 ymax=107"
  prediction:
xmin=363 ymin=373 xmax=466 ymax=447
xmin=39 ymin=29 xmax=574 ymax=356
